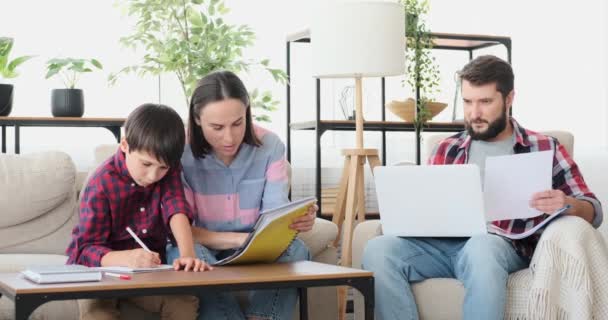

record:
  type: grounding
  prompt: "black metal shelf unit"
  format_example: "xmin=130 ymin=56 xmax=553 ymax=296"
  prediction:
xmin=286 ymin=29 xmax=511 ymax=213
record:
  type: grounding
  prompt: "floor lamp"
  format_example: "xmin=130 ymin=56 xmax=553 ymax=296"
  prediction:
xmin=311 ymin=1 xmax=405 ymax=318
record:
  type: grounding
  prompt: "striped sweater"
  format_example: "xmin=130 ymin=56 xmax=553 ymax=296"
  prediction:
xmin=181 ymin=126 xmax=289 ymax=232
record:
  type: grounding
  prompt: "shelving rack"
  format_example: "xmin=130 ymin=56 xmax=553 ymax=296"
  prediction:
xmin=286 ymin=29 xmax=511 ymax=214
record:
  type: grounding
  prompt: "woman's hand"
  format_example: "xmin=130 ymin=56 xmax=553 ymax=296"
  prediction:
xmin=290 ymin=204 xmax=318 ymax=232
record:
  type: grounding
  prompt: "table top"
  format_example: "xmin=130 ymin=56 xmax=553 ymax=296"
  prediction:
xmin=0 ymin=261 xmax=372 ymax=296
xmin=0 ymin=116 xmax=126 ymax=124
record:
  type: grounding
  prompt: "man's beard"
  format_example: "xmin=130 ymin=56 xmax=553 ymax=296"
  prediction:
xmin=465 ymin=103 xmax=508 ymax=141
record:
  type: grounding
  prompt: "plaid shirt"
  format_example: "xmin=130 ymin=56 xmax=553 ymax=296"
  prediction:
xmin=428 ymin=118 xmax=602 ymax=258
xmin=66 ymin=149 xmax=193 ymax=267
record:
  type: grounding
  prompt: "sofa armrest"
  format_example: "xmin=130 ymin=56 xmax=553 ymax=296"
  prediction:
xmin=352 ymin=220 xmax=383 ymax=269
xmin=298 ymin=218 xmax=338 ymax=258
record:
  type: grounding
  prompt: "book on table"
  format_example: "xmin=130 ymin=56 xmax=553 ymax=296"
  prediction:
xmin=214 ymin=196 xmax=317 ymax=266
xmin=21 ymin=265 xmax=102 ymax=284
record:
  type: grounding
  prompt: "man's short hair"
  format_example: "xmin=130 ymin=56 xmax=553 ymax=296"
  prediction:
xmin=124 ymin=103 xmax=185 ymax=167
xmin=459 ymin=55 xmax=514 ymax=99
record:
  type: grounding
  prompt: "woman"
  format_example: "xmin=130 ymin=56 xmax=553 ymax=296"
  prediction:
xmin=167 ymin=70 xmax=317 ymax=320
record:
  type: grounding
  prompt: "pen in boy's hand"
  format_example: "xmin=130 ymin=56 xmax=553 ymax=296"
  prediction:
xmin=126 ymin=226 xmax=152 ymax=253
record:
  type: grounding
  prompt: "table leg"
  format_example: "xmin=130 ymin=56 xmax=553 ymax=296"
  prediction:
xmin=15 ymin=295 xmax=43 ymax=320
xmin=1 ymin=125 xmax=5 ymax=153
xmin=14 ymin=125 xmax=19 ymax=154
xmin=350 ymin=277 xmax=375 ymax=320
xmin=298 ymin=287 xmax=308 ymax=320
xmin=103 ymin=126 xmax=121 ymax=143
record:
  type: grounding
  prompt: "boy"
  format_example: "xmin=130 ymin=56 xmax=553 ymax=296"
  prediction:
xmin=66 ymin=103 xmax=211 ymax=320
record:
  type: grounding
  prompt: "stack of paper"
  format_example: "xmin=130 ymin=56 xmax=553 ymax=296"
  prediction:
xmin=95 ymin=264 xmax=174 ymax=273
xmin=484 ymin=151 xmax=569 ymax=239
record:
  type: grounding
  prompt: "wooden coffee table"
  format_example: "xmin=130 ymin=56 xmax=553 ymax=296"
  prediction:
xmin=0 ymin=261 xmax=374 ymax=320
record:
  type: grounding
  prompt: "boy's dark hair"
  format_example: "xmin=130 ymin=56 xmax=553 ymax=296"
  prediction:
xmin=124 ymin=103 xmax=185 ymax=167
xmin=459 ymin=55 xmax=514 ymax=100
xmin=188 ymin=70 xmax=261 ymax=159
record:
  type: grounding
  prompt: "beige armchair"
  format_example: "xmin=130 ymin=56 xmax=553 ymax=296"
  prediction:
xmin=352 ymin=131 xmax=577 ymax=320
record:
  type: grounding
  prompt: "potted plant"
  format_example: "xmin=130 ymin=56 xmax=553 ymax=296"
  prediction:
xmin=387 ymin=0 xmax=444 ymax=128
xmin=0 ymin=37 xmax=34 ymax=116
xmin=109 ymin=0 xmax=286 ymax=122
xmin=45 ymin=57 xmax=103 ymax=117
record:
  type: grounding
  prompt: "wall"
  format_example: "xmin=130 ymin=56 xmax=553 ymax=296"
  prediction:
xmin=1 ymin=0 xmax=606 ymax=173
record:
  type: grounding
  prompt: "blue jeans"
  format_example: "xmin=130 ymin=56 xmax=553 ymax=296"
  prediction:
xmin=362 ymin=234 xmax=529 ymax=320
xmin=167 ymin=238 xmax=310 ymax=320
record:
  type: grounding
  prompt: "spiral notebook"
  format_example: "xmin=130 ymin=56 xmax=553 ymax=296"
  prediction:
xmin=214 ymin=196 xmax=316 ymax=266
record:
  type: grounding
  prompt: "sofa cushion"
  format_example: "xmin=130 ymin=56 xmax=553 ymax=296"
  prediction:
xmin=0 ymin=254 xmax=68 ymax=272
xmin=0 ymin=151 xmax=75 ymax=226
xmin=0 ymin=151 xmax=77 ymax=254
xmin=298 ymin=218 xmax=338 ymax=257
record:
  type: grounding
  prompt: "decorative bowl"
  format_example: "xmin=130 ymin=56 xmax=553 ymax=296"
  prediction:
xmin=386 ymin=98 xmax=447 ymax=122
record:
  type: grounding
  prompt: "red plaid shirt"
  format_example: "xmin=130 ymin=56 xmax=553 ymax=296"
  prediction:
xmin=428 ymin=118 xmax=602 ymax=258
xmin=66 ymin=149 xmax=193 ymax=267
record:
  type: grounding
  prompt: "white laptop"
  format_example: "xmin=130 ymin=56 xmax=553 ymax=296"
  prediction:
xmin=374 ymin=164 xmax=488 ymax=237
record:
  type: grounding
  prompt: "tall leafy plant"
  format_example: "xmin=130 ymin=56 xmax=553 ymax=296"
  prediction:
xmin=402 ymin=0 xmax=440 ymax=127
xmin=110 ymin=0 xmax=287 ymax=122
xmin=0 ymin=37 xmax=34 ymax=83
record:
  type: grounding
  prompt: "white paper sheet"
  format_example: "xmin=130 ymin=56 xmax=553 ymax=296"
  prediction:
xmin=484 ymin=150 xmax=553 ymax=220
xmin=95 ymin=264 xmax=173 ymax=273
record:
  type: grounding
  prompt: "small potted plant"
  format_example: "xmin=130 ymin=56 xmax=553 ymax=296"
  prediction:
xmin=45 ymin=57 xmax=102 ymax=117
xmin=0 ymin=37 xmax=34 ymax=116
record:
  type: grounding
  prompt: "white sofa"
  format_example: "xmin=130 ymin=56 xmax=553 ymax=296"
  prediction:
xmin=352 ymin=131 xmax=608 ymax=319
xmin=0 ymin=149 xmax=340 ymax=320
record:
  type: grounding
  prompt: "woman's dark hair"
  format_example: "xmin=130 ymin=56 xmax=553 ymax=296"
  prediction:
xmin=124 ymin=103 xmax=185 ymax=168
xmin=458 ymin=55 xmax=514 ymax=100
xmin=188 ymin=70 xmax=261 ymax=158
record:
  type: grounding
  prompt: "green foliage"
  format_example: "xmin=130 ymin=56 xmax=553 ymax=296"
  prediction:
xmin=0 ymin=37 xmax=35 ymax=81
xmin=110 ymin=0 xmax=287 ymax=122
xmin=45 ymin=58 xmax=103 ymax=89
xmin=402 ymin=0 xmax=441 ymax=127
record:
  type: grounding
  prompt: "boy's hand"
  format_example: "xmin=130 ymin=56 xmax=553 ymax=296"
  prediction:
xmin=172 ymin=257 xmax=213 ymax=272
xmin=128 ymin=248 xmax=161 ymax=268
xmin=290 ymin=204 xmax=317 ymax=232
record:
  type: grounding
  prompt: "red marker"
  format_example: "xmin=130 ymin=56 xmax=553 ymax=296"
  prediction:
xmin=105 ymin=272 xmax=131 ymax=280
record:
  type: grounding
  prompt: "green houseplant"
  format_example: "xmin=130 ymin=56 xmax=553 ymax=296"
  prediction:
xmin=110 ymin=0 xmax=287 ymax=122
xmin=386 ymin=0 xmax=443 ymax=128
xmin=405 ymin=0 xmax=442 ymax=127
xmin=45 ymin=57 xmax=103 ymax=117
xmin=0 ymin=37 xmax=34 ymax=116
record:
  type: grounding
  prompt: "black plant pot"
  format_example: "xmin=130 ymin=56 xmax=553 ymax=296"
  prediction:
xmin=0 ymin=84 xmax=14 ymax=116
xmin=51 ymin=88 xmax=84 ymax=117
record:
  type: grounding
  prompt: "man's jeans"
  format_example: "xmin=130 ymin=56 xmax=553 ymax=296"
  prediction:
xmin=362 ymin=234 xmax=529 ymax=320
xmin=167 ymin=238 xmax=310 ymax=320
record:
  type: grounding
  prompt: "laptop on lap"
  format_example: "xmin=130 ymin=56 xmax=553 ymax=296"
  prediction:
xmin=373 ymin=165 xmax=487 ymax=237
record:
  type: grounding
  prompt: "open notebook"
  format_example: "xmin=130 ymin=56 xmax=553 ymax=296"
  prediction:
xmin=214 ymin=196 xmax=316 ymax=266
xmin=95 ymin=264 xmax=174 ymax=273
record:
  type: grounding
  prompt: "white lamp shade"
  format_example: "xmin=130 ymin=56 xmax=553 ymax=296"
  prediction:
xmin=311 ymin=1 xmax=405 ymax=78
